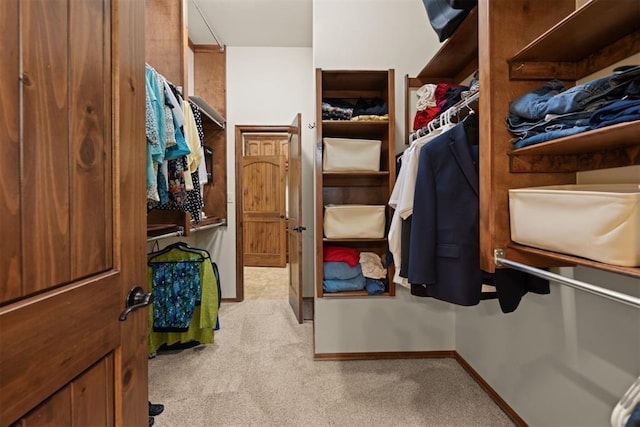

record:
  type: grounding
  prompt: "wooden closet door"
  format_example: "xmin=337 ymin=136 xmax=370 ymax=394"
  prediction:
xmin=242 ymin=155 xmax=287 ymax=267
xmin=0 ymin=0 xmax=147 ymax=425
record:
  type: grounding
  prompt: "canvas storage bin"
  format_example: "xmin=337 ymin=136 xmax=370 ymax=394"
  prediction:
xmin=323 ymin=137 xmax=381 ymax=171
xmin=323 ymin=204 xmax=386 ymax=239
xmin=509 ymin=184 xmax=640 ymax=267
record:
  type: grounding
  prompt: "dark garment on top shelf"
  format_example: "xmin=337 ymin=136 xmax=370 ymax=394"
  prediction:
xmin=322 ymin=101 xmax=353 ymax=121
xmin=448 ymin=0 xmax=477 ymax=10
xmin=353 ymin=97 xmax=388 ymax=117
xmin=437 ymin=85 xmax=469 ymax=112
xmin=422 ymin=0 xmax=473 ymax=42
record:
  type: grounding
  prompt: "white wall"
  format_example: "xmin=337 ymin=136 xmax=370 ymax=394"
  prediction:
xmin=181 ymin=3 xmax=638 ymax=424
xmin=455 ymin=56 xmax=640 ymax=426
xmin=314 ymin=3 xmax=640 ymax=425
xmin=213 ymin=46 xmax=316 ymax=299
xmin=314 ymin=0 xmax=440 ymax=153
xmin=313 ymin=0 xmax=457 ymax=354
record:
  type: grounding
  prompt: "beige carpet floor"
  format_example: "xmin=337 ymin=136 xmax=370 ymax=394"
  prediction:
xmin=243 ymin=266 xmax=289 ymax=299
xmin=148 ymin=268 xmax=515 ymax=427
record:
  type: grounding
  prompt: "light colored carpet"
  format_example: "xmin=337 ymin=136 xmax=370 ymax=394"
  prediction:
xmin=243 ymin=266 xmax=289 ymax=299
xmin=149 ymin=281 xmax=515 ymax=426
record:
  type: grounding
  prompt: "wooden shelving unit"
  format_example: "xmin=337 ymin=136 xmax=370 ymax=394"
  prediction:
xmin=407 ymin=0 xmax=640 ymax=278
xmin=145 ymin=2 xmax=228 ymax=239
xmin=316 ymin=69 xmax=396 ymax=298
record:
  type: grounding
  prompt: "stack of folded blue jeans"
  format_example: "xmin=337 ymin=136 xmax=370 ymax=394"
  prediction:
xmin=507 ymin=65 xmax=640 ymax=149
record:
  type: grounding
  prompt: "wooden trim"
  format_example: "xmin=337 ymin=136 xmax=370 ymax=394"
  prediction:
xmin=192 ymin=44 xmax=224 ymax=53
xmin=313 ymin=350 xmax=456 ymax=361
xmin=235 ymin=124 xmax=294 ymax=301
xmin=188 ymin=37 xmax=194 ymax=51
xmin=234 ymin=126 xmax=244 ymax=302
xmin=454 ymin=352 xmax=528 ymax=427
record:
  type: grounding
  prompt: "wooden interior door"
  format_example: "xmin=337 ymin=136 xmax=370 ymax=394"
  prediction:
xmin=0 ymin=0 xmax=147 ymax=425
xmin=287 ymin=114 xmax=304 ymax=323
xmin=242 ymin=155 xmax=287 ymax=267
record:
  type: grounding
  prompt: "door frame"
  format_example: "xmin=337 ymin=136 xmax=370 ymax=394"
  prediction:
xmin=234 ymin=125 xmax=291 ymax=302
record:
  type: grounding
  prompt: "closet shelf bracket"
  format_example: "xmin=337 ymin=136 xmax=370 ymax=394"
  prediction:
xmin=494 ymin=249 xmax=640 ymax=309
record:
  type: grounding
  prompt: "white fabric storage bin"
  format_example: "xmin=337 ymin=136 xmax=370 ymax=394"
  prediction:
xmin=323 ymin=137 xmax=381 ymax=171
xmin=323 ymin=204 xmax=386 ymax=239
xmin=509 ymin=184 xmax=640 ymax=267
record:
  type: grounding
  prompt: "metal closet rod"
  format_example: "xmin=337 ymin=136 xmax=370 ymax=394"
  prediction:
xmin=494 ymin=250 xmax=640 ymax=309
xmin=146 ymin=220 xmax=226 ymax=243
xmin=191 ymin=0 xmax=224 ymax=50
xmin=147 ymin=227 xmax=185 ymax=243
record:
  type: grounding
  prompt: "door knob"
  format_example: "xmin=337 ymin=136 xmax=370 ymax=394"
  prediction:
xmin=119 ymin=286 xmax=153 ymax=321
xmin=292 ymin=226 xmax=307 ymax=232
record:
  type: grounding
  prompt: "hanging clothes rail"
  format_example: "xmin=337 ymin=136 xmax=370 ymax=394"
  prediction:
xmin=494 ymin=250 xmax=640 ymax=308
xmin=190 ymin=0 xmax=224 ymax=50
xmin=190 ymin=219 xmax=226 ymax=233
xmin=445 ymin=89 xmax=479 ymax=120
xmin=147 ymin=227 xmax=185 ymax=243
xmin=410 ymin=90 xmax=479 ymax=142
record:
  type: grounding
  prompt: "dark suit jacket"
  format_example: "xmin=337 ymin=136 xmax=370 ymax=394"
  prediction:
xmin=408 ymin=122 xmax=482 ymax=305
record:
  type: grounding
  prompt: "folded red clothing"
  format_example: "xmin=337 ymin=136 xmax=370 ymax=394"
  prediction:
xmin=323 ymin=245 xmax=359 ymax=267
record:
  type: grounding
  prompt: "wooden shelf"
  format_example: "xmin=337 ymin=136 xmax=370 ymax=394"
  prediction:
xmin=322 ymin=171 xmax=390 ymax=187
xmin=416 ymin=6 xmax=478 ymax=83
xmin=507 ymin=244 xmax=640 ymax=280
xmin=322 ymin=238 xmax=388 ymax=243
xmin=317 ymin=69 xmax=396 ymax=298
xmin=321 ymin=120 xmax=389 ymax=137
xmin=322 ymin=291 xmax=391 ymax=298
xmin=508 ymin=0 xmax=640 ymax=80
xmin=190 ymin=95 xmax=225 ymax=129
xmin=509 ymin=120 xmax=640 ymax=173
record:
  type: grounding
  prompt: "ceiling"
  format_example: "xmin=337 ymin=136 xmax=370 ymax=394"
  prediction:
xmin=187 ymin=0 xmax=313 ymax=48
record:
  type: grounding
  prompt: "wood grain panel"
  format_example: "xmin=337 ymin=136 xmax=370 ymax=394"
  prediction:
xmin=115 ymin=0 xmax=148 ymax=425
xmin=22 ymin=0 xmax=71 ymax=291
xmin=202 ymin=122 xmax=227 ymax=222
xmin=243 ymin=221 xmax=285 ymax=267
xmin=242 ymin=155 xmax=286 ymax=267
xmin=12 ymin=355 xmax=115 ymax=427
xmin=70 ymin=0 xmax=112 ymax=278
xmin=0 ymin=0 xmax=22 ymax=302
xmin=145 ymin=0 xmax=186 ymax=88
xmin=71 ymin=356 xmax=115 ymax=426
xmin=193 ymin=47 xmax=226 ymax=115
xmin=477 ymin=0 xmax=575 ymax=272
xmin=243 ymin=157 xmax=283 ymax=212
xmin=194 ymin=47 xmax=227 ymax=223
xmin=0 ymin=273 xmax=120 ymax=424
xmin=18 ymin=385 xmax=71 ymax=427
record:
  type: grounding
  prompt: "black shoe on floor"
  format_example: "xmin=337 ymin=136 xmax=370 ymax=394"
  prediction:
xmin=149 ymin=416 xmax=154 ymax=426
xmin=149 ymin=402 xmax=164 ymax=417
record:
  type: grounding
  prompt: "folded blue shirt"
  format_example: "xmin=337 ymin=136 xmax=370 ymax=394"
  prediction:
xmin=323 ymin=261 xmax=363 ymax=280
xmin=323 ymin=276 xmax=365 ymax=293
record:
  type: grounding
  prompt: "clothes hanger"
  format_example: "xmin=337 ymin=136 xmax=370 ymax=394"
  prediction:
xmin=171 ymin=241 xmax=212 ymax=260
xmin=611 ymin=376 xmax=640 ymax=427
xmin=147 ymin=241 xmax=206 ymax=265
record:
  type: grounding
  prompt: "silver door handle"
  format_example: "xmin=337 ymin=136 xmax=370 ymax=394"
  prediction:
xmin=119 ymin=286 xmax=153 ymax=321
